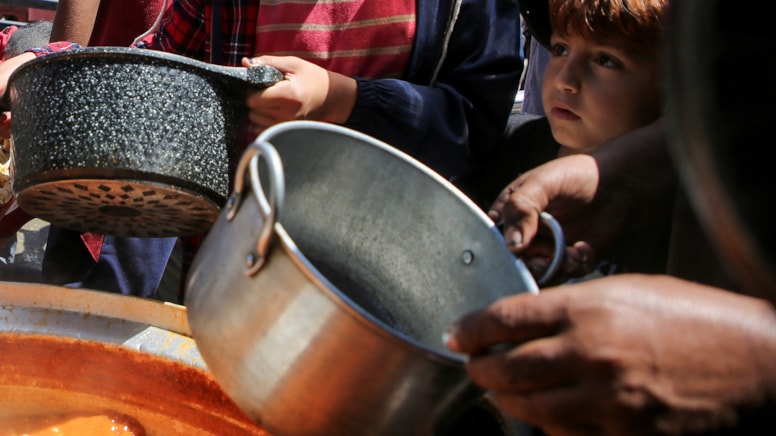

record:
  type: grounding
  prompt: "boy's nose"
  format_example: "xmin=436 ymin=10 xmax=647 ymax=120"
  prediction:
xmin=554 ymin=60 xmax=582 ymax=93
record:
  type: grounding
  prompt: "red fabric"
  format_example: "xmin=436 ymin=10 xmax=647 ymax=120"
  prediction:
xmin=0 ymin=201 xmax=32 ymax=240
xmin=79 ymin=233 xmax=105 ymax=262
xmin=0 ymin=25 xmax=18 ymax=60
xmin=28 ymin=41 xmax=82 ymax=57
xmin=255 ymin=0 xmax=415 ymax=78
xmin=89 ymin=0 xmax=169 ymax=47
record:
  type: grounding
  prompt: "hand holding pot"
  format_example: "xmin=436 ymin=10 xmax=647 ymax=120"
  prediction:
xmin=242 ymin=55 xmax=357 ymax=134
xmin=445 ymin=274 xmax=776 ymax=435
xmin=489 ymin=118 xmax=675 ymax=281
xmin=489 ymin=152 xmax=600 ymax=281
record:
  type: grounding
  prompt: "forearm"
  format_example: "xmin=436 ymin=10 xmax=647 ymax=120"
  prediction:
xmin=592 ymin=116 xmax=677 ymax=228
xmin=0 ymin=52 xmax=35 ymax=97
xmin=345 ymin=79 xmax=472 ymax=178
xmin=49 ymin=0 xmax=101 ymax=46
xmin=344 ymin=62 xmax=520 ymax=181
xmin=654 ymin=276 xmax=776 ymax=434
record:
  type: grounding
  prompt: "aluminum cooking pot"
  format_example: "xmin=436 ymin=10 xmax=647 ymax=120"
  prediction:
xmin=5 ymin=46 xmax=283 ymax=237
xmin=185 ymin=121 xmax=564 ymax=435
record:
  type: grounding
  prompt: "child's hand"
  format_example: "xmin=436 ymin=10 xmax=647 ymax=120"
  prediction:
xmin=242 ymin=56 xmax=357 ymax=134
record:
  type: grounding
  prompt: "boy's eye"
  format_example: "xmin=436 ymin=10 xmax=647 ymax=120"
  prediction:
xmin=595 ymin=54 xmax=622 ymax=68
xmin=550 ymin=43 xmax=569 ymax=57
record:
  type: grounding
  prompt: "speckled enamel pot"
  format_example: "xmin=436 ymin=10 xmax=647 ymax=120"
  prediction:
xmin=7 ymin=47 xmax=282 ymax=237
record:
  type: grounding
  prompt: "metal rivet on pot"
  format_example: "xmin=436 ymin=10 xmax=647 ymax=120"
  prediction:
xmin=226 ymin=193 xmax=239 ymax=220
xmin=246 ymin=253 xmax=257 ymax=268
xmin=226 ymin=194 xmax=236 ymax=210
xmin=462 ymin=250 xmax=475 ymax=265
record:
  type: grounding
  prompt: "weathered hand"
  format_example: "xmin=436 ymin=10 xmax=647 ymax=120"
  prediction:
xmin=446 ymin=274 xmax=776 ymax=435
xmin=488 ymin=152 xmax=605 ymax=280
xmin=489 ymin=119 xmax=674 ymax=280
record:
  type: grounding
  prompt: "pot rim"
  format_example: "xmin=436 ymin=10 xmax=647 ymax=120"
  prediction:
xmin=0 ymin=282 xmax=190 ymax=336
xmin=8 ymin=46 xmax=240 ymax=87
xmin=0 ymin=282 xmax=209 ymax=369
xmin=3 ymin=46 xmax=264 ymax=112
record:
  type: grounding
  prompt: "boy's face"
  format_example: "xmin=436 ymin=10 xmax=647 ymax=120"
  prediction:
xmin=542 ymin=31 xmax=663 ymax=152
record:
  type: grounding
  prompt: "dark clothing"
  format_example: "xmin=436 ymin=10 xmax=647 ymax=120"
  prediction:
xmin=455 ymin=113 xmax=560 ymax=211
xmin=43 ymin=228 xmax=175 ymax=298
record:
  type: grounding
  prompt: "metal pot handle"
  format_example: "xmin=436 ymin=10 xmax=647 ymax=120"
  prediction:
xmin=226 ymin=138 xmax=285 ymax=276
xmin=536 ymin=211 xmax=565 ymax=286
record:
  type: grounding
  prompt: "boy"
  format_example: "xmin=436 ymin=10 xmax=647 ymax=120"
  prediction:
xmin=543 ymin=0 xmax=667 ymax=156
xmin=460 ymin=0 xmax=667 ymax=214
xmin=463 ymin=0 xmax=669 ymax=280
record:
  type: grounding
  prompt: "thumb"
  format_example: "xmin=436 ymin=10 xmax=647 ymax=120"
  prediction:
xmin=445 ymin=291 xmax=564 ymax=355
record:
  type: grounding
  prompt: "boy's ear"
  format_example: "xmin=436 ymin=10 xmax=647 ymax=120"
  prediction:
xmin=520 ymin=0 xmax=552 ymax=49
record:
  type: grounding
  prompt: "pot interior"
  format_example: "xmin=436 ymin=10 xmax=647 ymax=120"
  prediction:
xmin=260 ymin=123 xmax=536 ymax=356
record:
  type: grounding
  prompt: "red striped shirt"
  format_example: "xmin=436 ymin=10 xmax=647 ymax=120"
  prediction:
xmin=255 ymin=0 xmax=415 ymax=78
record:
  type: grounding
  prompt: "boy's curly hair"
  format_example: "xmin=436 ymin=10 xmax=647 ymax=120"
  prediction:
xmin=549 ymin=0 xmax=669 ymax=45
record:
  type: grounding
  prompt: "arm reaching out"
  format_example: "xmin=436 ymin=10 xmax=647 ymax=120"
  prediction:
xmin=49 ymin=0 xmax=101 ymax=46
xmin=489 ymin=117 xmax=676 ymax=279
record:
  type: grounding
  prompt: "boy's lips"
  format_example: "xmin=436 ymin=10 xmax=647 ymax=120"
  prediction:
xmin=549 ymin=104 xmax=580 ymax=121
